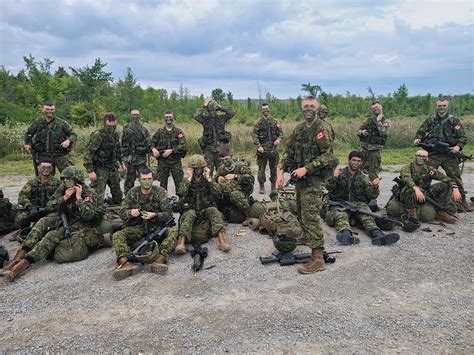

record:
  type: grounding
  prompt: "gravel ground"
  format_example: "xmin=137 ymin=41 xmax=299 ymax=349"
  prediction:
xmin=0 ymin=166 xmax=473 ymax=353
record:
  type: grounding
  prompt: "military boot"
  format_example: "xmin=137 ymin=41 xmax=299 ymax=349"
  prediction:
xmin=217 ymin=231 xmax=231 ymax=252
xmin=150 ymin=255 xmax=168 ymax=275
xmin=174 ymin=234 xmax=186 ymax=255
xmin=113 ymin=257 xmax=139 ymax=280
xmin=259 ymin=182 xmax=265 ymax=194
xmin=370 ymin=229 xmax=400 ymax=246
xmin=406 ymin=208 xmax=418 ymax=219
xmin=3 ymin=258 xmax=30 ymax=282
xmin=0 ymin=249 xmax=27 ymax=273
xmin=297 ymin=249 xmax=325 ymax=274
xmin=435 ymin=211 xmax=458 ymax=224
xmin=336 ymin=230 xmax=360 ymax=246
xmin=461 ymin=199 xmax=473 ymax=213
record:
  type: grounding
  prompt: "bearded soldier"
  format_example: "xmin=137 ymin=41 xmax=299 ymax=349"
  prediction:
xmin=193 ymin=98 xmax=235 ymax=176
xmin=23 ymin=101 xmax=76 ymax=173
xmin=252 ymin=103 xmax=283 ymax=194
xmin=151 ymin=110 xmax=187 ymax=192
xmin=84 ymin=112 xmax=126 ymax=205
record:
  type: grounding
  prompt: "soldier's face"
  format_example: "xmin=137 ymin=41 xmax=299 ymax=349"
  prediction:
xmin=348 ymin=157 xmax=363 ymax=171
xmin=139 ymin=173 xmax=153 ymax=189
xmin=164 ymin=114 xmax=173 ymax=125
xmin=261 ymin=105 xmax=270 ymax=117
xmin=371 ymin=103 xmax=382 ymax=114
xmin=436 ymin=100 xmax=448 ymax=116
xmin=318 ymin=111 xmax=327 ymax=119
xmin=105 ymin=118 xmax=117 ymax=129
xmin=301 ymin=99 xmax=319 ymax=120
xmin=43 ymin=105 xmax=55 ymax=119
xmin=38 ymin=163 xmax=53 ymax=176
xmin=415 ymin=153 xmax=429 ymax=165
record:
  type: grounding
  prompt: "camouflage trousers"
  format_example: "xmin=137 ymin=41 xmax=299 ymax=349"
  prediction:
xmin=295 ymin=182 xmax=325 ymax=249
xmin=91 ymin=167 xmax=123 ymax=205
xmin=256 ymin=151 xmax=279 ymax=184
xmin=112 ymin=225 xmax=178 ymax=260
xmin=179 ymin=207 xmax=225 ymax=242
xmin=360 ymin=148 xmax=381 ymax=180
xmin=124 ymin=163 xmax=148 ymax=195
xmin=428 ymin=154 xmax=467 ymax=199
xmin=156 ymin=161 xmax=184 ymax=192
xmin=36 ymin=154 xmax=74 ymax=174
xmin=15 ymin=210 xmax=31 ymax=229
xmin=203 ymin=149 xmax=220 ymax=177
xmin=22 ymin=216 xmax=60 ymax=251
xmin=217 ymin=184 xmax=251 ymax=213
xmin=324 ymin=202 xmax=378 ymax=233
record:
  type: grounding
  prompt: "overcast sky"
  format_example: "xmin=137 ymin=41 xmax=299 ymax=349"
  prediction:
xmin=0 ymin=0 xmax=472 ymax=99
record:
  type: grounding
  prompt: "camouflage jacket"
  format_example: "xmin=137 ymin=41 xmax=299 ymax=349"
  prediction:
xmin=193 ymin=107 xmax=235 ymax=149
xmin=151 ymin=125 xmax=187 ymax=164
xmin=415 ymin=114 xmax=467 ymax=149
xmin=399 ymin=163 xmax=455 ymax=191
xmin=215 ymin=157 xmax=254 ymax=196
xmin=282 ymin=118 xmax=335 ymax=185
xmin=18 ymin=176 xmax=61 ymax=209
xmin=359 ymin=115 xmax=390 ymax=150
xmin=251 ymin=116 xmax=284 ymax=152
xmin=177 ymin=178 xmax=221 ymax=212
xmin=121 ymin=122 xmax=151 ymax=165
xmin=120 ymin=185 xmax=172 ymax=229
xmin=24 ymin=116 xmax=77 ymax=156
xmin=84 ymin=127 xmax=122 ymax=172
xmin=326 ymin=167 xmax=379 ymax=203
xmin=47 ymin=183 xmax=105 ymax=226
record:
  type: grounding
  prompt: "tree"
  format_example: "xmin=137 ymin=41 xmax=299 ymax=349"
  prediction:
xmin=116 ymin=67 xmax=141 ymax=113
xmin=393 ymin=83 xmax=409 ymax=118
xmin=211 ymin=88 xmax=226 ymax=103
xmin=23 ymin=55 xmax=55 ymax=104
xmin=301 ymin=83 xmax=321 ymax=97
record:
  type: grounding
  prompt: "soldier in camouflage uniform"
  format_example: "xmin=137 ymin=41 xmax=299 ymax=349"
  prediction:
xmin=252 ymin=103 xmax=283 ymax=194
xmin=193 ymin=98 xmax=235 ymax=176
xmin=23 ymin=102 xmax=76 ymax=173
xmin=0 ymin=166 xmax=105 ymax=281
xmin=0 ymin=189 xmax=17 ymax=236
xmin=413 ymin=96 xmax=471 ymax=212
xmin=174 ymin=155 xmax=229 ymax=254
xmin=357 ymin=101 xmax=390 ymax=183
xmin=151 ymin=110 xmax=187 ymax=192
xmin=386 ymin=150 xmax=461 ymax=223
xmin=276 ymin=96 xmax=335 ymax=274
xmin=84 ymin=112 xmax=126 ymax=205
xmin=317 ymin=104 xmax=339 ymax=182
xmin=112 ymin=168 xmax=177 ymax=280
xmin=325 ymin=151 xmax=400 ymax=246
xmin=15 ymin=160 xmax=61 ymax=229
xmin=121 ymin=109 xmax=152 ymax=195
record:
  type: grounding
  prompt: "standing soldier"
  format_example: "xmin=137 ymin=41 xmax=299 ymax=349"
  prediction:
xmin=357 ymin=101 xmax=389 ymax=184
xmin=413 ymin=96 xmax=471 ymax=212
xmin=23 ymin=101 xmax=76 ymax=173
xmin=317 ymin=104 xmax=338 ymax=181
xmin=84 ymin=113 xmax=126 ymax=205
xmin=252 ymin=103 xmax=283 ymax=194
xmin=151 ymin=110 xmax=187 ymax=192
xmin=193 ymin=98 xmax=235 ymax=176
xmin=276 ymin=96 xmax=335 ymax=274
xmin=121 ymin=109 xmax=151 ymax=195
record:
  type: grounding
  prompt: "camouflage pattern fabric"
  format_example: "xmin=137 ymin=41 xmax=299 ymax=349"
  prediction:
xmin=359 ymin=115 xmax=390 ymax=180
xmin=179 ymin=207 xmax=225 ymax=242
xmin=0 ymin=191 xmax=17 ymax=235
xmin=325 ymin=202 xmax=378 ymax=232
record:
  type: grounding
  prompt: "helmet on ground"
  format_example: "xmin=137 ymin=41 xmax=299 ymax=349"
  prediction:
xmin=60 ymin=166 xmax=85 ymax=184
xmin=133 ymin=241 xmax=160 ymax=264
xmin=375 ymin=216 xmax=397 ymax=231
xmin=272 ymin=234 xmax=297 ymax=254
xmin=188 ymin=155 xmax=207 ymax=168
xmin=401 ymin=214 xmax=421 ymax=233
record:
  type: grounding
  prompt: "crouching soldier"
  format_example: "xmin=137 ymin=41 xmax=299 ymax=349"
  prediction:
xmin=174 ymin=155 xmax=230 ymax=254
xmin=386 ymin=150 xmax=461 ymax=223
xmin=0 ymin=166 xmax=105 ymax=281
xmin=325 ymin=151 xmax=400 ymax=246
xmin=112 ymin=168 xmax=177 ymax=280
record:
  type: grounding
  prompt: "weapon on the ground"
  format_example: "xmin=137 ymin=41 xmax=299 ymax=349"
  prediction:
xmin=59 ymin=205 xmax=73 ymax=250
xmin=393 ymin=177 xmax=458 ymax=218
xmin=259 ymin=250 xmax=340 ymax=266
xmin=327 ymin=200 xmax=403 ymax=227
xmin=190 ymin=243 xmax=208 ymax=274
xmin=418 ymin=141 xmax=472 ymax=162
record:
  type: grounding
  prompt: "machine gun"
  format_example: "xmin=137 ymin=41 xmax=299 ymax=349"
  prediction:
xmin=190 ymin=243 xmax=209 ymax=275
xmin=418 ymin=141 xmax=472 ymax=162
xmin=59 ymin=205 xmax=73 ymax=250
xmin=327 ymin=200 xmax=403 ymax=227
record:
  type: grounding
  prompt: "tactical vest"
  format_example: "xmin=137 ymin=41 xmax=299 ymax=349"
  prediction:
xmin=293 ymin=123 xmax=323 ymax=167
xmin=182 ymin=180 xmax=215 ymax=212
xmin=201 ymin=117 xmax=231 ymax=146
xmin=256 ymin=118 xmax=279 ymax=147
xmin=30 ymin=179 xmax=59 ymax=208
xmin=31 ymin=118 xmax=71 ymax=156
xmin=409 ymin=164 xmax=435 ymax=191
xmin=153 ymin=127 xmax=186 ymax=162
xmin=218 ymin=159 xmax=253 ymax=196
xmin=93 ymin=128 xmax=118 ymax=168
xmin=424 ymin=115 xmax=457 ymax=146
xmin=328 ymin=168 xmax=372 ymax=203
xmin=366 ymin=117 xmax=387 ymax=146
xmin=125 ymin=124 xmax=149 ymax=155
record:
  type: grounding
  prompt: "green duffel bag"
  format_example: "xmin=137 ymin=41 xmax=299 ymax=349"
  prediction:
xmin=191 ymin=219 xmax=211 ymax=245
xmin=54 ymin=236 xmax=89 ymax=263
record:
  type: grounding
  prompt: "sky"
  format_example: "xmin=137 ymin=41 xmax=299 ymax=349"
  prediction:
xmin=0 ymin=0 xmax=472 ymax=99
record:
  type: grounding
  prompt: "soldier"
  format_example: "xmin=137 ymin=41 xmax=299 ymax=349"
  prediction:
xmin=0 ymin=166 xmax=105 ymax=281
xmin=386 ymin=150 xmax=461 ymax=223
xmin=325 ymin=151 xmax=400 ymax=246
xmin=151 ymin=110 xmax=187 ymax=192
xmin=193 ymin=98 xmax=235 ymax=176
xmin=122 ymin=109 xmax=151 ymax=195
xmin=357 ymin=101 xmax=389 ymax=182
xmin=174 ymin=155 xmax=229 ymax=255
xmin=413 ymin=96 xmax=471 ymax=212
xmin=112 ymin=168 xmax=177 ymax=280
xmin=15 ymin=160 xmax=61 ymax=229
xmin=23 ymin=101 xmax=77 ymax=173
xmin=317 ymin=104 xmax=339 ymax=182
xmin=0 ymin=189 xmax=17 ymax=236
xmin=276 ymin=96 xmax=335 ymax=274
xmin=252 ymin=103 xmax=283 ymax=194
xmin=84 ymin=112 xmax=126 ymax=205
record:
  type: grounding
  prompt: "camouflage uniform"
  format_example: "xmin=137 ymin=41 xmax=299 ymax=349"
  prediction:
xmin=84 ymin=126 xmax=123 ymax=204
xmin=151 ymin=125 xmax=187 ymax=190
xmin=24 ymin=116 xmax=77 ymax=172
xmin=112 ymin=186 xmax=177 ymax=261
xmin=0 ymin=189 xmax=17 ymax=235
xmin=252 ymin=116 xmax=284 ymax=184
xmin=282 ymin=118 xmax=335 ymax=249
xmin=386 ymin=163 xmax=457 ymax=221
xmin=325 ymin=167 xmax=379 ymax=233
xmin=121 ymin=121 xmax=151 ymax=194
xmin=193 ymin=106 xmax=235 ymax=175
xmin=358 ymin=115 xmax=390 ymax=180
xmin=177 ymin=178 xmax=225 ymax=242
xmin=414 ymin=113 xmax=468 ymax=199
xmin=15 ymin=176 xmax=61 ymax=229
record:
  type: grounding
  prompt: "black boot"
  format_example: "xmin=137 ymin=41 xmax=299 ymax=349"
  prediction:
xmin=336 ymin=230 xmax=360 ymax=245
xmin=370 ymin=229 xmax=400 ymax=246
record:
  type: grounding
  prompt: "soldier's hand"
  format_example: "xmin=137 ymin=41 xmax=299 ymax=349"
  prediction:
xmin=413 ymin=138 xmax=421 ymax=145
xmin=291 ymin=167 xmax=307 ymax=178
xmin=89 ymin=171 xmax=97 ymax=182
xmin=162 ymin=149 xmax=173 ymax=158
xmin=152 ymin=148 xmax=160 ymax=158
xmin=61 ymin=139 xmax=71 ymax=149
xmin=371 ymin=178 xmax=381 ymax=188
xmin=23 ymin=144 xmax=32 ymax=155
xmin=333 ymin=168 xmax=342 ymax=177
xmin=119 ymin=162 xmax=127 ymax=173
xmin=257 ymin=146 xmax=265 ymax=154
xmin=142 ymin=211 xmax=156 ymax=220
xmin=64 ymin=187 xmax=76 ymax=201
xmin=204 ymin=97 xmax=213 ymax=107
xmin=186 ymin=168 xmax=193 ymax=181
xmin=451 ymin=187 xmax=462 ymax=203
xmin=204 ymin=167 xmax=211 ymax=181
xmin=413 ymin=186 xmax=425 ymax=202
xmin=217 ymin=176 xmax=225 ymax=183
xmin=450 ymin=146 xmax=460 ymax=154
xmin=75 ymin=184 xmax=83 ymax=200
xmin=273 ymin=139 xmax=281 ymax=146
xmin=130 ymin=209 xmax=141 ymax=217
xmin=358 ymin=129 xmax=368 ymax=137
xmin=276 ymin=170 xmax=285 ymax=189
xmin=225 ymin=173 xmax=235 ymax=180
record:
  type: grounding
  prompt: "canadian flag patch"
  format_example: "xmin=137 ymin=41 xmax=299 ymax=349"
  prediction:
xmin=316 ymin=131 xmax=325 ymax=140
xmin=453 ymin=124 xmax=462 ymax=130
xmin=429 ymin=168 xmax=437 ymax=176
xmin=84 ymin=196 xmax=93 ymax=202
xmin=177 ymin=133 xmax=184 ymax=138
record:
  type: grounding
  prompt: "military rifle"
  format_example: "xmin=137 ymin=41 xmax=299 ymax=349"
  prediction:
xmin=59 ymin=205 xmax=73 ymax=250
xmin=418 ymin=141 xmax=472 ymax=162
xmin=327 ymin=200 xmax=403 ymax=227
xmin=260 ymin=250 xmax=339 ymax=266
xmin=190 ymin=243 xmax=208 ymax=275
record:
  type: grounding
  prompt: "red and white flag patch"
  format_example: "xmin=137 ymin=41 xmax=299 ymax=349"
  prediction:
xmin=84 ymin=196 xmax=93 ymax=202
xmin=177 ymin=133 xmax=184 ymax=138
xmin=429 ymin=168 xmax=437 ymax=176
xmin=453 ymin=124 xmax=462 ymax=130
xmin=316 ymin=131 xmax=325 ymax=140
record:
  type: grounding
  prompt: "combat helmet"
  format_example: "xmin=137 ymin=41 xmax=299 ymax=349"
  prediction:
xmin=401 ymin=214 xmax=421 ymax=233
xmin=272 ymin=235 xmax=297 ymax=254
xmin=188 ymin=154 xmax=207 ymax=168
xmin=207 ymin=100 xmax=219 ymax=111
xmin=60 ymin=166 xmax=85 ymax=184
xmin=375 ymin=215 xmax=397 ymax=231
xmin=132 ymin=241 xmax=160 ymax=264
xmin=319 ymin=105 xmax=328 ymax=113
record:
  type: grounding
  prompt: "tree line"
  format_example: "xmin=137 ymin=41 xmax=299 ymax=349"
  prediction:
xmin=1 ymin=55 xmax=473 ymax=126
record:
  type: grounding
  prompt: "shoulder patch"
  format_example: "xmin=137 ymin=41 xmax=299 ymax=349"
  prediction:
xmin=177 ymin=133 xmax=184 ymax=138
xmin=84 ymin=196 xmax=93 ymax=202
xmin=453 ymin=124 xmax=462 ymax=130
xmin=429 ymin=168 xmax=437 ymax=176
xmin=315 ymin=131 xmax=325 ymax=140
